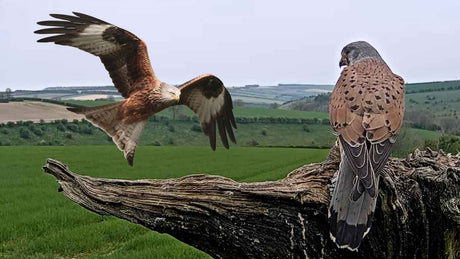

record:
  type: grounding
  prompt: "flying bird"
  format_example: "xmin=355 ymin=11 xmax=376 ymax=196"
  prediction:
xmin=35 ymin=12 xmax=237 ymax=166
xmin=328 ymin=41 xmax=405 ymax=250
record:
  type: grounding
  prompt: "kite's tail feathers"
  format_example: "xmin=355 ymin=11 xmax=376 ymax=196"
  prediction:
xmin=67 ymin=101 xmax=147 ymax=166
xmin=328 ymin=153 xmax=379 ymax=251
xmin=67 ymin=101 xmax=125 ymax=133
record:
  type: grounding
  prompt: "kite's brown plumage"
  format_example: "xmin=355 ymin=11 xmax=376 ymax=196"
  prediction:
xmin=35 ymin=12 xmax=237 ymax=165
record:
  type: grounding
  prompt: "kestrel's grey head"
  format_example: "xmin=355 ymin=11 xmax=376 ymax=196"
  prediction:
xmin=339 ymin=41 xmax=383 ymax=67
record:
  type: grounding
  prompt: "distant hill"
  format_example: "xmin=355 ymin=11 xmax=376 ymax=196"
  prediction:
xmin=405 ymin=80 xmax=460 ymax=93
xmin=282 ymin=80 xmax=460 ymax=136
xmin=228 ymin=83 xmax=333 ymax=106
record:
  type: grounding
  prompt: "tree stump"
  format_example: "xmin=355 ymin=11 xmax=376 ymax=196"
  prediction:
xmin=42 ymin=145 xmax=460 ymax=259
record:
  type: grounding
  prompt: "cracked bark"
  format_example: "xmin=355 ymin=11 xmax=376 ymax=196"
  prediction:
xmin=42 ymin=145 xmax=460 ymax=259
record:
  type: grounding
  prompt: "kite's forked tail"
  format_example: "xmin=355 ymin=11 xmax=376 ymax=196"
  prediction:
xmin=328 ymin=152 xmax=379 ymax=251
xmin=67 ymin=101 xmax=147 ymax=166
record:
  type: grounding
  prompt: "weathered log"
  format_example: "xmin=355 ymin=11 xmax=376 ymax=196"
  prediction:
xmin=42 ymin=145 xmax=460 ymax=259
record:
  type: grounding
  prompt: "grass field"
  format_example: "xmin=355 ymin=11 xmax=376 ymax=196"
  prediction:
xmin=0 ymin=146 xmax=329 ymax=259
xmin=405 ymin=89 xmax=460 ymax=118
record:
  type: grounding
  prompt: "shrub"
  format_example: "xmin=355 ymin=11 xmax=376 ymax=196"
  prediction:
xmin=423 ymin=139 xmax=438 ymax=150
xmin=57 ymin=123 xmax=66 ymax=132
xmin=168 ymin=125 xmax=175 ymax=132
xmin=79 ymin=126 xmax=93 ymax=135
xmin=439 ymin=135 xmax=460 ymax=154
xmin=246 ymin=139 xmax=259 ymax=147
xmin=67 ymin=124 xmax=79 ymax=132
xmin=191 ymin=124 xmax=202 ymax=132
xmin=6 ymin=122 xmax=14 ymax=128
xmin=261 ymin=129 xmax=267 ymax=136
xmin=31 ymin=126 xmax=43 ymax=136
xmin=19 ymin=128 xmax=31 ymax=139
xmin=1 ymin=128 xmax=8 ymax=134
xmin=302 ymin=125 xmax=311 ymax=132
xmin=65 ymin=133 xmax=73 ymax=139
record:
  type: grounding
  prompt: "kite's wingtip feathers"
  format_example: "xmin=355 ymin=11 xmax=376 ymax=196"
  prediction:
xmin=126 ymin=155 xmax=134 ymax=167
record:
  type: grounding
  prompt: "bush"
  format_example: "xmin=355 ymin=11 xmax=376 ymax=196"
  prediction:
xmin=57 ymin=123 xmax=66 ymax=132
xmin=19 ymin=128 xmax=31 ymax=139
xmin=67 ymin=124 xmax=79 ymax=132
xmin=439 ymin=135 xmax=460 ymax=154
xmin=261 ymin=129 xmax=267 ymax=136
xmin=423 ymin=139 xmax=438 ymax=150
xmin=6 ymin=122 xmax=14 ymax=128
xmin=246 ymin=139 xmax=259 ymax=147
xmin=302 ymin=125 xmax=311 ymax=132
xmin=30 ymin=126 xmax=43 ymax=136
xmin=191 ymin=124 xmax=202 ymax=132
xmin=168 ymin=125 xmax=175 ymax=132
xmin=65 ymin=133 xmax=73 ymax=139
xmin=79 ymin=126 xmax=93 ymax=135
xmin=1 ymin=128 xmax=8 ymax=134
xmin=153 ymin=141 xmax=161 ymax=146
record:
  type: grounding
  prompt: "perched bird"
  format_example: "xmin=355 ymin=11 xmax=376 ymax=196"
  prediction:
xmin=35 ymin=12 xmax=237 ymax=166
xmin=328 ymin=41 xmax=405 ymax=250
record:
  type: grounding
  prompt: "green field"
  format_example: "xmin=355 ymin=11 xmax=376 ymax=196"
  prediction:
xmin=405 ymin=89 xmax=460 ymax=118
xmin=0 ymin=146 xmax=329 ymax=259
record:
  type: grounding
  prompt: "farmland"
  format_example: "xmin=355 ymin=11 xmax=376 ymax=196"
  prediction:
xmin=0 ymin=145 xmax=329 ymax=258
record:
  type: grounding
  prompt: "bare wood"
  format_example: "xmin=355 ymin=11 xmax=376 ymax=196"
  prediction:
xmin=42 ymin=145 xmax=460 ymax=258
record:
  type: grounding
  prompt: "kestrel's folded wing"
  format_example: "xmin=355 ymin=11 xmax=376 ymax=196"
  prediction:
xmin=178 ymin=74 xmax=237 ymax=150
xmin=330 ymin=61 xmax=405 ymax=198
xmin=35 ymin=12 xmax=157 ymax=98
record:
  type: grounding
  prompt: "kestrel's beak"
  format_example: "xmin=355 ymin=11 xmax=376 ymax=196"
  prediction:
xmin=339 ymin=56 xmax=348 ymax=68
xmin=174 ymin=95 xmax=180 ymax=101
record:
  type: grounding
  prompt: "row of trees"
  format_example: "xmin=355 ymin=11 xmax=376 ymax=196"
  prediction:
xmin=0 ymin=88 xmax=12 ymax=102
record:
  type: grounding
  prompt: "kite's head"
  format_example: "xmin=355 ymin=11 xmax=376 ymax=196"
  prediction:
xmin=339 ymin=41 xmax=383 ymax=67
xmin=160 ymin=82 xmax=181 ymax=104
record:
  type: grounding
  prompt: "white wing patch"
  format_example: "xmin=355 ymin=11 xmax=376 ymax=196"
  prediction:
xmin=71 ymin=24 xmax=121 ymax=55
xmin=191 ymin=87 xmax=225 ymax=123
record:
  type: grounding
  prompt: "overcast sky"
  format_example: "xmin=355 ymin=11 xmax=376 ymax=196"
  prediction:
xmin=1 ymin=0 xmax=460 ymax=91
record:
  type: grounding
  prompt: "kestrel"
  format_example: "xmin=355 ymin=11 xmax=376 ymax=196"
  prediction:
xmin=328 ymin=41 xmax=405 ymax=250
xmin=35 ymin=12 xmax=237 ymax=166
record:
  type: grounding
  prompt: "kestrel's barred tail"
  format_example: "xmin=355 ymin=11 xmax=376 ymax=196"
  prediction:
xmin=67 ymin=101 xmax=147 ymax=166
xmin=328 ymin=142 xmax=379 ymax=251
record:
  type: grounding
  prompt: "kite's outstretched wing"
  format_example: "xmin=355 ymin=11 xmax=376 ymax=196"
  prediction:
xmin=35 ymin=12 xmax=157 ymax=98
xmin=178 ymin=74 xmax=237 ymax=150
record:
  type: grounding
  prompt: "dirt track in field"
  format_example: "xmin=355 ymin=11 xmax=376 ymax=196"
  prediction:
xmin=0 ymin=101 xmax=84 ymax=123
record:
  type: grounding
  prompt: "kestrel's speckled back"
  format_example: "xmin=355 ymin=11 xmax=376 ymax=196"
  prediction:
xmin=328 ymin=41 xmax=405 ymax=251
